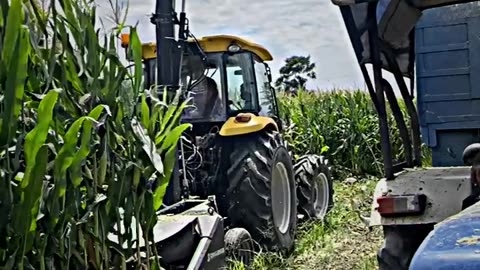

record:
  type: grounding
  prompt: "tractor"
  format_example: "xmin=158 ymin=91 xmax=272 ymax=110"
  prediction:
xmin=120 ymin=3 xmax=334 ymax=267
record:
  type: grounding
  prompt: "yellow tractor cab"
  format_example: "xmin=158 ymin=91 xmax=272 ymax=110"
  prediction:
xmin=121 ymin=34 xmax=281 ymax=135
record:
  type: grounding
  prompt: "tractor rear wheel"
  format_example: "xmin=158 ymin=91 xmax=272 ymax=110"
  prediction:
xmin=226 ymin=130 xmax=297 ymax=253
xmin=295 ymin=154 xmax=334 ymax=220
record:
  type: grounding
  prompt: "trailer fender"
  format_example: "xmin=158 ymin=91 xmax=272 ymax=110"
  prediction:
xmin=369 ymin=167 xmax=472 ymax=226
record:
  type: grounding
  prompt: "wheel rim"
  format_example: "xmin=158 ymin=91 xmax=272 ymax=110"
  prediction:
xmin=271 ymin=162 xmax=292 ymax=234
xmin=313 ymin=173 xmax=330 ymax=219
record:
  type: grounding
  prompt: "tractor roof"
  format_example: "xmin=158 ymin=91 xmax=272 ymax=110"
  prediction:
xmin=140 ymin=35 xmax=273 ymax=62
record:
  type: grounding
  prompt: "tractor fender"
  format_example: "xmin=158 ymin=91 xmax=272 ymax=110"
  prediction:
xmin=219 ymin=113 xmax=278 ymax=137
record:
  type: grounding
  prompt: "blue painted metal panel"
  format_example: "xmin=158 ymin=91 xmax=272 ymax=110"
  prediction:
xmin=410 ymin=201 xmax=480 ymax=270
xmin=416 ymin=3 xmax=480 ymax=167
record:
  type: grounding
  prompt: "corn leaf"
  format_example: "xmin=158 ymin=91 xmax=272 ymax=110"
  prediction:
xmin=69 ymin=105 xmax=110 ymax=187
xmin=141 ymin=94 xmax=150 ymax=128
xmin=54 ymin=116 xmax=90 ymax=198
xmin=158 ymin=91 xmax=179 ymax=134
xmin=13 ymin=144 xmax=49 ymax=259
xmin=0 ymin=26 xmax=30 ymax=146
xmin=131 ymin=118 xmax=163 ymax=175
xmin=23 ymin=89 xmax=61 ymax=189
xmin=153 ymin=145 xmax=176 ymax=210
xmin=64 ymin=50 xmax=83 ymax=93
xmin=0 ymin=5 xmax=4 ymax=27
xmin=1 ymin=0 xmax=22 ymax=67
xmin=130 ymin=27 xmax=143 ymax=96
xmin=97 ymin=141 xmax=108 ymax=186
xmin=26 ymin=145 xmax=49 ymax=232
xmin=161 ymin=94 xmax=191 ymax=135
xmin=160 ymin=124 xmax=191 ymax=152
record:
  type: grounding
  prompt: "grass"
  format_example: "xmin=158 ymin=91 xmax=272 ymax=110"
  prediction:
xmin=231 ymin=178 xmax=382 ymax=270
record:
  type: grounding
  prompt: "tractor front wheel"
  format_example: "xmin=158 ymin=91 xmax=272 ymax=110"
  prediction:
xmin=224 ymin=228 xmax=254 ymax=266
xmin=295 ymin=154 xmax=334 ymax=221
xmin=226 ymin=130 xmax=297 ymax=253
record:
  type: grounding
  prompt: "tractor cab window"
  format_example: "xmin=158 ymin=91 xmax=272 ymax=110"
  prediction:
xmin=254 ymin=57 xmax=275 ymax=116
xmin=143 ymin=59 xmax=157 ymax=90
xmin=181 ymin=53 xmax=225 ymax=122
xmin=226 ymin=53 xmax=258 ymax=113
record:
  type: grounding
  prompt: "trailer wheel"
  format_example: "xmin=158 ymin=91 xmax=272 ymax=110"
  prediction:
xmin=378 ymin=225 xmax=433 ymax=270
xmin=295 ymin=154 xmax=334 ymax=220
xmin=225 ymin=228 xmax=254 ymax=266
xmin=226 ymin=130 xmax=297 ymax=253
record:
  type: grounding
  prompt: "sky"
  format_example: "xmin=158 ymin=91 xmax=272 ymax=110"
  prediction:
xmin=96 ymin=0 xmax=368 ymax=90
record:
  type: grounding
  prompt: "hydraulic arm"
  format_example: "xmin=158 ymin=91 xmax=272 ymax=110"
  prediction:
xmin=151 ymin=0 xmax=187 ymax=90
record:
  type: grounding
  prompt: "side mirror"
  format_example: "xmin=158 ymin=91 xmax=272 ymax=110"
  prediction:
xmin=463 ymin=143 xmax=480 ymax=166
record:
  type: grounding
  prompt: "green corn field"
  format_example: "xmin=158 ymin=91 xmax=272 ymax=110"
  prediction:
xmin=280 ymin=89 xmax=431 ymax=178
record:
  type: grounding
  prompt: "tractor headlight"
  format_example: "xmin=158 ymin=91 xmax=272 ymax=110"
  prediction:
xmin=228 ymin=44 xmax=241 ymax=53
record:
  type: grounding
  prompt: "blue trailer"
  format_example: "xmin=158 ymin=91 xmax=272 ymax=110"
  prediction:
xmin=409 ymin=4 xmax=480 ymax=268
xmin=331 ymin=0 xmax=480 ymax=269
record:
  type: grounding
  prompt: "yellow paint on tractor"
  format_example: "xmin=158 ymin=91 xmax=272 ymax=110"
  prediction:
xmin=219 ymin=113 xmax=278 ymax=137
xmin=140 ymin=42 xmax=157 ymax=60
xmin=139 ymin=35 xmax=273 ymax=62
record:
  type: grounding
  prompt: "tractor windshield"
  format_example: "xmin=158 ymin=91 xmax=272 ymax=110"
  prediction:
xmin=225 ymin=52 xmax=259 ymax=114
xmin=254 ymin=56 xmax=276 ymax=116
xmin=182 ymin=53 xmax=226 ymax=122
xmin=178 ymin=51 xmax=275 ymax=121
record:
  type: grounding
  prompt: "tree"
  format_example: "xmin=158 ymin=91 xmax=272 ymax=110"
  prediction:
xmin=275 ymin=55 xmax=316 ymax=93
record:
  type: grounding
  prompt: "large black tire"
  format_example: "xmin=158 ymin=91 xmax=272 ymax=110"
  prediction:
xmin=226 ymin=130 xmax=297 ymax=253
xmin=378 ymin=224 xmax=434 ymax=270
xmin=294 ymin=154 xmax=334 ymax=220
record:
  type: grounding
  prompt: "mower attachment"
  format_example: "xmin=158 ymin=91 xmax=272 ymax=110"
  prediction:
xmin=109 ymin=197 xmax=225 ymax=269
xmin=157 ymin=197 xmax=225 ymax=269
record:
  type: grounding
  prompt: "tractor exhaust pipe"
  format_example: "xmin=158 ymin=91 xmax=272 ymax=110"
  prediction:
xmin=152 ymin=0 xmax=182 ymax=91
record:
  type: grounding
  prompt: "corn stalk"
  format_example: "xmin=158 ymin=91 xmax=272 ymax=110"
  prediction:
xmin=0 ymin=0 xmax=188 ymax=269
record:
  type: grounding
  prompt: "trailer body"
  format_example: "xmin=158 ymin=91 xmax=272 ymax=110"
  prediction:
xmin=416 ymin=2 xmax=480 ymax=167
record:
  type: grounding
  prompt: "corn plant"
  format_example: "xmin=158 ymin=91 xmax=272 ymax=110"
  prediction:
xmin=279 ymin=89 xmax=430 ymax=178
xmin=0 ymin=0 xmax=189 ymax=269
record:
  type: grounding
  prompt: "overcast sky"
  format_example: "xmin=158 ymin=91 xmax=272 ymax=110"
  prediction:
xmin=96 ymin=0 xmax=366 ymax=90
